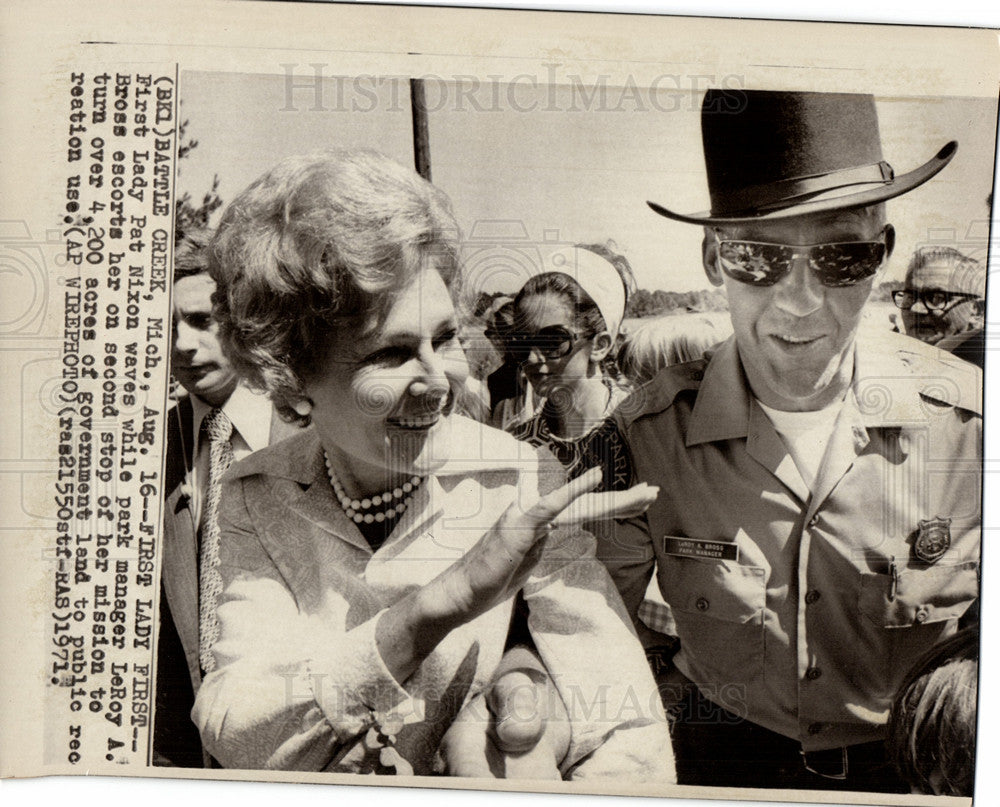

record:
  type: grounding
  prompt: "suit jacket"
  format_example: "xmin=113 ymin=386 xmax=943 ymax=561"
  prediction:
xmin=153 ymin=393 xmax=300 ymax=767
xmin=193 ymin=419 xmax=675 ymax=780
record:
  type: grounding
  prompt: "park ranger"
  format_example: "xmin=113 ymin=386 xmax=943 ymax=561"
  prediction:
xmin=607 ymin=90 xmax=982 ymax=792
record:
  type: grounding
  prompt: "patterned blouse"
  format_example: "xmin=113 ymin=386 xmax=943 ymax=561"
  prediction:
xmin=509 ymin=386 xmax=633 ymax=493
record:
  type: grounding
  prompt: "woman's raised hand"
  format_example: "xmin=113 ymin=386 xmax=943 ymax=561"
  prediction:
xmin=551 ymin=482 xmax=660 ymax=527
xmin=439 ymin=469 xmax=658 ymax=623
xmin=434 ymin=467 xmax=605 ymax=622
xmin=377 ymin=468 xmax=658 ymax=685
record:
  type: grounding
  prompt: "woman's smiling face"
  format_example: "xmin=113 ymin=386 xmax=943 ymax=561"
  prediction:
xmin=303 ymin=265 xmax=469 ymax=491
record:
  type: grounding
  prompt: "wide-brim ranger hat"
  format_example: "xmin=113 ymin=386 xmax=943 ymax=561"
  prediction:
xmin=647 ymin=89 xmax=957 ymax=225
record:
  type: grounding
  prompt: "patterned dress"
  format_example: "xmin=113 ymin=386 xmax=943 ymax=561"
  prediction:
xmin=508 ymin=386 xmax=633 ymax=493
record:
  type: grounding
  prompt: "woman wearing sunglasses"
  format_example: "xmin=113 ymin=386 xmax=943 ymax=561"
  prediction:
xmin=191 ymin=150 xmax=673 ymax=779
xmin=507 ymin=244 xmax=635 ymax=494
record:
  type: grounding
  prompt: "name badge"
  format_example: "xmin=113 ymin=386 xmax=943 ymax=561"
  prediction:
xmin=661 ymin=536 xmax=740 ymax=562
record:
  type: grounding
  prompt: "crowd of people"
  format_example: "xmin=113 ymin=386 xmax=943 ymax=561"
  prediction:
xmin=153 ymin=90 xmax=983 ymax=796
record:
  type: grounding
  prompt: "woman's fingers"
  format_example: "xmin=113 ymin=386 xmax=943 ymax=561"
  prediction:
xmin=551 ymin=484 xmax=660 ymax=528
xmin=520 ymin=466 xmax=604 ymax=529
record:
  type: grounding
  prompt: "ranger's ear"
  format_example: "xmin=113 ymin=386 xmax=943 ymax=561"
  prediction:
xmin=702 ymin=229 xmax=724 ymax=287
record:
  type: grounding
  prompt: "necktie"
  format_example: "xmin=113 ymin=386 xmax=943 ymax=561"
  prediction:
xmin=199 ymin=407 xmax=234 ymax=674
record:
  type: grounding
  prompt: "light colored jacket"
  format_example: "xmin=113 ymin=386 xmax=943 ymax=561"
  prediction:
xmin=194 ymin=416 xmax=674 ymax=780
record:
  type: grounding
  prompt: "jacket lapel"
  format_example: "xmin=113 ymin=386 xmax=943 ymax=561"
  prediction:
xmin=161 ymin=398 xmax=202 ymax=691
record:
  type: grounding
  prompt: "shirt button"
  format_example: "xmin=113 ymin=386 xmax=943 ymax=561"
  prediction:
xmin=695 ymin=597 xmax=710 ymax=612
xmin=807 ymin=515 xmax=819 ymax=529
xmin=806 ymin=667 xmax=822 ymax=681
xmin=915 ymin=607 xmax=930 ymax=623
xmin=807 ymin=722 xmax=824 ymax=735
xmin=805 ymin=589 xmax=821 ymax=605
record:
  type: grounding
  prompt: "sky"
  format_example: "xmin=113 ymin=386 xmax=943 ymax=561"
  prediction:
xmin=177 ymin=71 xmax=996 ymax=297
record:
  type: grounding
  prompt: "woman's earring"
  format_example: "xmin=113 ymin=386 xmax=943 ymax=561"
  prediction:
xmin=291 ymin=398 xmax=314 ymax=417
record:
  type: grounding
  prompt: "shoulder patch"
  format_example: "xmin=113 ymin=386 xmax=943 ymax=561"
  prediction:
xmin=901 ymin=342 xmax=982 ymax=418
xmin=616 ymin=358 xmax=707 ymax=429
xmin=858 ymin=330 xmax=983 ymax=419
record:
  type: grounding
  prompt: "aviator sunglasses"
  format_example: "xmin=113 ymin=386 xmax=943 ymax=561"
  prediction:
xmin=714 ymin=227 xmax=889 ymax=288
xmin=508 ymin=325 xmax=588 ymax=362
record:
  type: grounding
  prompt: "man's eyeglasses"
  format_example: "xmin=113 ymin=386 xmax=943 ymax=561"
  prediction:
xmin=508 ymin=325 xmax=587 ymax=362
xmin=891 ymin=288 xmax=981 ymax=313
xmin=714 ymin=228 xmax=888 ymax=288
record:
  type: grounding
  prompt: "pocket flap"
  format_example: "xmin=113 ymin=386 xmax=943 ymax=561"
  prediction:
xmin=860 ymin=560 xmax=978 ymax=628
xmin=668 ymin=557 xmax=766 ymax=624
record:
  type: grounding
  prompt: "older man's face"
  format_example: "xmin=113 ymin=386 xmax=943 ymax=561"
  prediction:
xmin=900 ymin=258 xmax=984 ymax=344
xmin=704 ymin=208 xmax=888 ymax=412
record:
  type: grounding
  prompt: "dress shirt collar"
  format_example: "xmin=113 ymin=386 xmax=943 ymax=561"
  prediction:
xmin=190 ymin=382 xmax=272 ymax=451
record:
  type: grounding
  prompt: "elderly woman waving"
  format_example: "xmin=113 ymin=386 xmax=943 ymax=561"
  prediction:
xmin=192 ymin=149 xmax=672 ymax=780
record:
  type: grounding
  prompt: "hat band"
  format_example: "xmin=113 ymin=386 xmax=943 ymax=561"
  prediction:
xmin=717 ymin=161 xmax=894 ymax=216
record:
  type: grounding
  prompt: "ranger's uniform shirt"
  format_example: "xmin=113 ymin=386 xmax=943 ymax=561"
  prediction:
xmin=609 ymin=331 xmax=981 ymax=751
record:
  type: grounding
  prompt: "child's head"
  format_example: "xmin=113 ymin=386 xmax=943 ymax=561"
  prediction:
xmin=888 ymin=626 xmax=978 ymax=796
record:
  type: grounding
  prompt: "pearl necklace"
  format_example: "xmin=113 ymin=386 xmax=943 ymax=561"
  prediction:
xmin=323 ymin=451 xmax=423 ymax=525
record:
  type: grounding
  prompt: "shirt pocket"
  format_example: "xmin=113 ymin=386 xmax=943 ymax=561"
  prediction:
xmin=661 ymin=556 xmax=767 ymax=681
xmin=854 ymin=560 xmax=978 ymax=700
xmin=859 ymin=560 xmax=979 ymax=629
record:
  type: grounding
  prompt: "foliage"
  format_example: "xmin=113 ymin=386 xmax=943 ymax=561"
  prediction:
xmin=174 ymin=117 xmax=223 ymax=242
xmin=625 ymin=287 xmax=729 ymax=318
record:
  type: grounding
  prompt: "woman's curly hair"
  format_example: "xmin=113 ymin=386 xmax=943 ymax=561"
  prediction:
xmin=208 ymin=149 xmax=461 ymax=424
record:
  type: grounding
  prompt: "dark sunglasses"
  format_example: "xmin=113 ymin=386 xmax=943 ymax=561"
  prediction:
xmin=508 ymin=325 xmax=587 ymax=362
xmin=714 ymin=227 xmax=888 ymax=288
xmin=891 ymin=288 xmax=981 ymax=313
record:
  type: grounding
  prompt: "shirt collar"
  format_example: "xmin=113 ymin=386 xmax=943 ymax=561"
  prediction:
xmin=686 ymin=337 xmax=752 ymax=446
xmin=190 ymin=382 xmax=272 ymax=451
xmin=686 ymin=332 xmax=953 ymax=447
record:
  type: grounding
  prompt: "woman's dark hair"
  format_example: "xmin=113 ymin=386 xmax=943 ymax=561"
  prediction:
xmin=887 ymin=626 xmax=978 ymax=796
xmin=208 ymin=149 xmax=461 ymax=424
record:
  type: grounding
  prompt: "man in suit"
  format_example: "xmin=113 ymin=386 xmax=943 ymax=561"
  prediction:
xmin=153 ymin=229 xmax=299 ymax=766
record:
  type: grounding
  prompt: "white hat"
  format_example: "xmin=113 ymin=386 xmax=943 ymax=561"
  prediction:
xmin=536 ymin=247 xmax=627 ymax=340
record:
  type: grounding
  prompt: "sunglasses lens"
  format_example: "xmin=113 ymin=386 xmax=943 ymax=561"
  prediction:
xmin=717 ymin=242 xmax=790 ymax=286
xmin=508 ymin=336 xmax=528 ymax=361
xmin=539 ymin=327 xmax=575 ymax=358
xmin=811 ymin=243 xmax=885 ymax=287
xmin=512 ymin=327 xmax=575 ymax=361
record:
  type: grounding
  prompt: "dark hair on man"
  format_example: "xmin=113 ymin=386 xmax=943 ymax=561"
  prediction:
xmin=172 ymin=227 xmax=214 ymax=283
xmin=887 ymin=626 xmax=978 ymax=796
